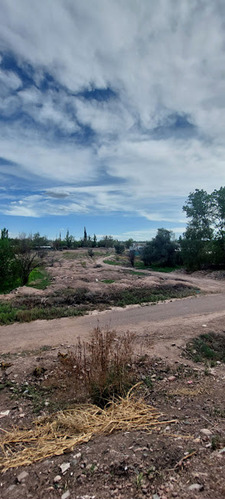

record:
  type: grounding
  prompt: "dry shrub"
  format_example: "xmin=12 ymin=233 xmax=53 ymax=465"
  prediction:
xmin=58 ymin=327 xmax=135 ymax=407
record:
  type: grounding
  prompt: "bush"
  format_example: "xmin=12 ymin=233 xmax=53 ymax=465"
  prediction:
xmin=58 ymin=327 xmax=135 ymax=407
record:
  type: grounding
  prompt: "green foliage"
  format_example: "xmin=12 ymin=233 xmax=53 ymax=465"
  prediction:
xmin=27 ymin=267 xmax=51 ymax=289
xmin=0 ymin=238 xmax=20 ymax=293
xmin=142 ymin=228 xmax=178 ymax=267
xmin=0 ymin=301 xmax=85 ymax=325
xmin=181 ymin=187 xmax=225 ymax=270
xmin=184 ymin=333 xmax=225 ymax=364
xmin=114 ymin=241 xmax=125 ymax=255
xmin=98 ymin=235 xmax=115 ymax=248
xmin=129 ymin=249 xmax=135 ymax=267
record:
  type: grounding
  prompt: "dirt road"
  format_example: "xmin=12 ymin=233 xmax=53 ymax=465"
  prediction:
xmin=1 ymin=291 xmax=225 ymax=358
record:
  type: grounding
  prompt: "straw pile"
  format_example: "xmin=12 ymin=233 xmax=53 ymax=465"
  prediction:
xmin=0 ymin=389 xmax=174 ymax=471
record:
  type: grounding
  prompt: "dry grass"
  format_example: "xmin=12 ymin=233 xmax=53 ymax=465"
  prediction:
xmin=57 ymin=327 xmax=136 ymax=406
xmin=0 ymin=386 xmax=174 ymax=471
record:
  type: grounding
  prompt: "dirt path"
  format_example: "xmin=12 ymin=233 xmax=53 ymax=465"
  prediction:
xmin=1 ymin=292 xmax=225 ymax=359
xmin=96 ymin=255 xmax=225 ymax=293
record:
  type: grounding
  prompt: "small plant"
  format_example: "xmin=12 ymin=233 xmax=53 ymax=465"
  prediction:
xmin=184 ymin=333 xmax=225 ymax=364
xmin=27 ymin=267 xmax=51 ymax=289
xmin=87 ymin=249 xmax=94 ymax=258
xmin=57 ymin=327 xmax=136 ymax=407
xmin=143 ymin=375 xmax=153 ymax=389
xmin=211 ymin=434 xmax=223 ymax=450
xmin=136 ymin=471 xmax=144 ymax=489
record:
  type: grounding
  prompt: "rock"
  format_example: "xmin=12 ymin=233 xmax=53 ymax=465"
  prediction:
xmin=200 ymin=428 xmax=212 ymax=437
xmin=168 ymin=376 xmax=176 ymax=381
xmin=218 ymin=447 xmax=225 ymax=454
xmin=61 ymin=490 xmax=70 ymax=499
xmin=17 ymin=471 xmax=29 ymax=483
xmin=7 ymin=485 xmax=16 ymax=492
xmin=60 ymin=462 xmax=71 ymax=474
xmin=72 ymin=452 xmax=81 ymax=465
xmin=53 ymin=475 xmax=62 ymax=483
xmin=0 ymin=410 xmax=10 ymax=418
xmin=188 ymin=483 xmax=204 ymax=492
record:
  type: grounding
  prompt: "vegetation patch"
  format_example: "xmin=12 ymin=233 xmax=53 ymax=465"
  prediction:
xmin=56 ymin=327 xmax=136 ymax=408
xmin=101 ymin=279 xmax=115 ymax=284
xmin=103 ymin=259 xmax=123 ymax=266
xmin=0 ymin=284 xmax=198 ymax=325
xmin=183 ymin=332 xmax=225 ymax=364
xmin=27 ymin=267 xmax=51 ymax=289
xmin=111 ymin=285 xmax=198 ymax=308
xmin=0 ymin=301 xmax=85 ymax=325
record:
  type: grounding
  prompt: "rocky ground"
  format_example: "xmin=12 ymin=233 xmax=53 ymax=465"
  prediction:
xmin=0 ymin=250 xmax=225 ymax=499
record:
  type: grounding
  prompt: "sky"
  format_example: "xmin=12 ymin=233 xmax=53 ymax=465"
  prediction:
xmin=0 ymin=0 xmax=225 ymax=241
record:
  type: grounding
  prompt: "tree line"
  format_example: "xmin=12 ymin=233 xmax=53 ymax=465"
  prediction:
xmin=141 ymin=187 xmax=225 ymax=271
xmin=1 ymin=186 xmax=225 ymax=293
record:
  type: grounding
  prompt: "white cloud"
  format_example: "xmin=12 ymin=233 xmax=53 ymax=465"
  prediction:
xmin=0 ymin=0 xmax=225 ymax=227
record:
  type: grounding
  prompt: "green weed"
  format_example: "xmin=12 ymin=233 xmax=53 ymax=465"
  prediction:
xmin=184 ymin=333 xmax=225 ymax=364
xmin=27 ymin=267 xmax=51 ymax=289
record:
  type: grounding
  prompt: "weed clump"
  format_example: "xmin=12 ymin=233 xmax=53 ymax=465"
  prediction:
xmin=58 ymin=327 xmax=135 ymax=407
xmin=183 ymin=332 xmax=225 ymax=364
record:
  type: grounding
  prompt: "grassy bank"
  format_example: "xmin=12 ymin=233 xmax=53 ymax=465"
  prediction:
xmin=0 ymin=284 xmax=198 ymax=325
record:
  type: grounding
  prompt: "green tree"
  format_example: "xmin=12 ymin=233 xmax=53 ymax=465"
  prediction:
xmin=0 ymin=237 xmax=19 ymax=292
xmin=142 ymin=229 xmax=178 ymax=267
xmin=14 ymin=237 xmax=40 ymax=286
xmin=65 ymin=230 xmax=74 ymax=249
xmin=181 ymin=189 xmax=214 ymax=270
xmin=1 ymin=227 xmax=8 ymax=240
xmin=32 ymin=232 xmax=49 ymax=248
xmin=114 ymin=241 xmax=125 ymax=255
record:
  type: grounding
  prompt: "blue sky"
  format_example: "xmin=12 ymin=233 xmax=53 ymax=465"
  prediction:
xmin=0 ymin=0 xmax=225 ymax=241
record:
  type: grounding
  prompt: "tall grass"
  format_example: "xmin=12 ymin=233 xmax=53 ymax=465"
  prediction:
xmin=58 ymin=327 xmax=135 ymax=407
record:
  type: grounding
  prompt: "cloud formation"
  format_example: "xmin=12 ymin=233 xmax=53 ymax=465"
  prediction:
xmin=0 ymin=0 xmax=225 ymax=237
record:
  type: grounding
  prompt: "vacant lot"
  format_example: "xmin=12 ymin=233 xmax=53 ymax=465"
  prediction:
xmin=0 ymin=250 xmax=225 ymax=499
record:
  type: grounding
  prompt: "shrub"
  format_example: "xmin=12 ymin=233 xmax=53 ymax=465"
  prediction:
xmin=58 ymin=327 xmax=135 ymax=407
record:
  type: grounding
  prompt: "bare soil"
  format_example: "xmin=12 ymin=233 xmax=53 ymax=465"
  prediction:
xmin=0 ymin=250 xmax=225 ymax=499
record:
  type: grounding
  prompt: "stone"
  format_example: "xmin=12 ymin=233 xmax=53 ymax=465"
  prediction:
xmin=200 ymin=428 xmax=212 ymax=437
xmin=53 ymin=475 xmax=62 ymax=483
xmin=168 ymin=376 xmax=176 ymax=382
xmin=60 ymin=462 xmax=71 ymax=474
xmin=61 ymin=490 xmax=70 ymax=499
xmin=0 ymin=410 xmax=10 ymax=418
xmin=188 ymin=483 xmax=204 ymax=491
xmin=17 ymin=471 xmax=29 ymax=483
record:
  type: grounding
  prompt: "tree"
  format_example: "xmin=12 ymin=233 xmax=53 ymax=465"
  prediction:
xmin=211 ymin=187 xmax=225 ymax=266
xmin=183 ymin=189 xmax=213 ymax=240
xmin=14 ymin=237 xmax=40 ymax=286
xmin=0 ymin=236 xmax=19 ymax=292
xmin=124 ymin=238 xmax=134 ymax=249
xmin=181 ymin=189 xmax=214 ymax=270
xmin=65 ymin=230 xmax=73 ymax=249
xmin=32 ymin=232 xmax=48 ymax=249
xmin=129 ymin=249 xmax=135 ymax=267
xmin=1 ymin=227 xmax=8 ymax=240
xmin=142 ymin=229 xmax=178 ymax=267
xmin=114 ymin=241 xmax=125 ymax=255
xmin=92 ymin=234 xmax=97 ymax=247
xmin=98 ymin=235 xmax=114 ymax=248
